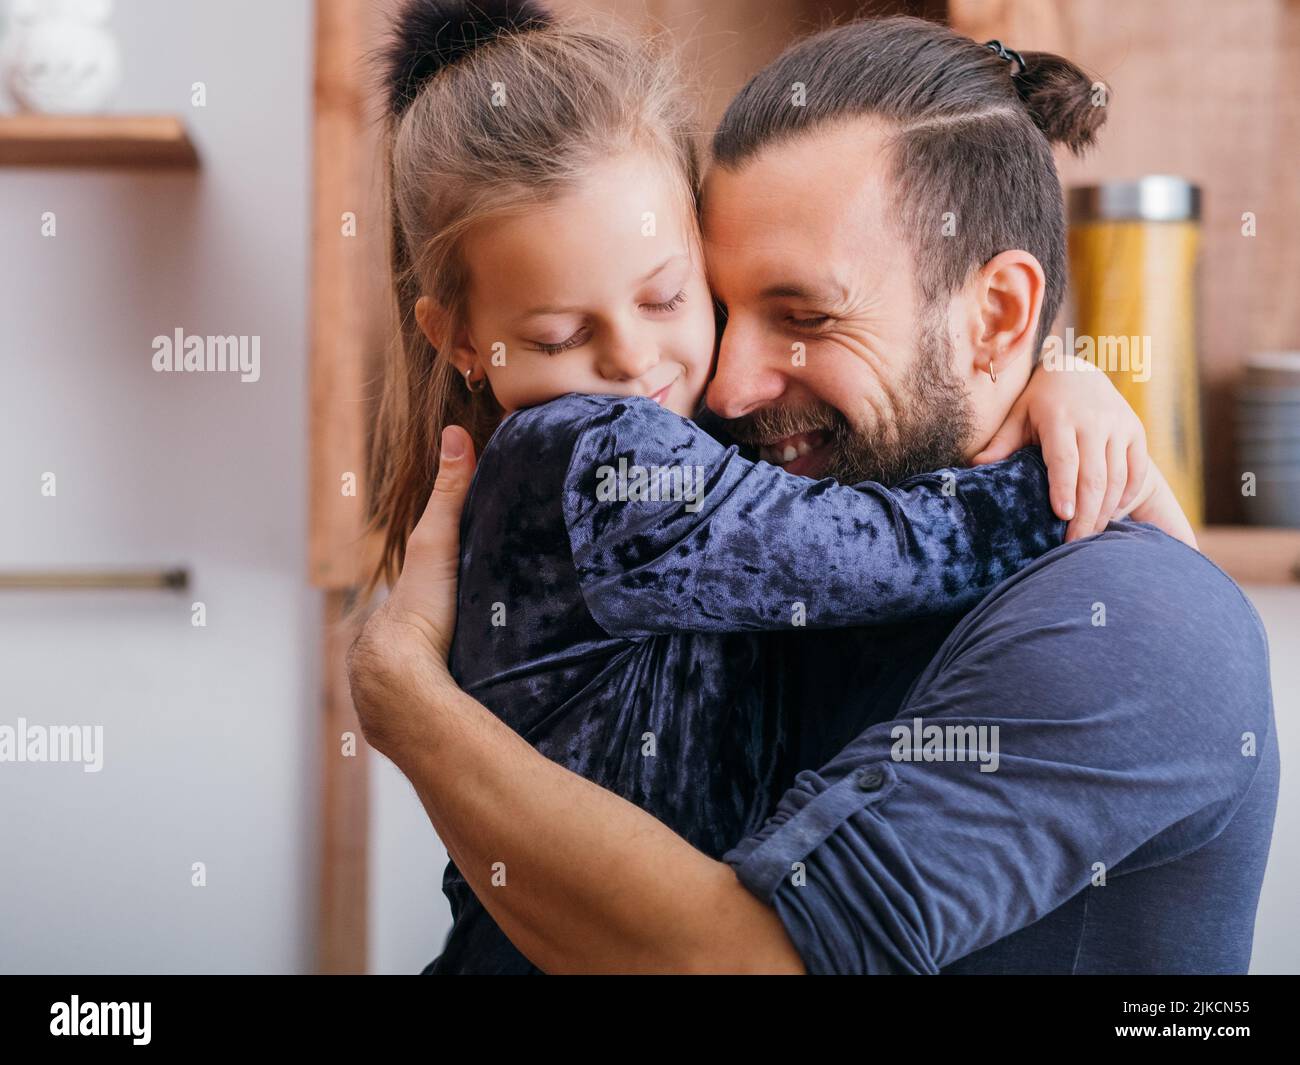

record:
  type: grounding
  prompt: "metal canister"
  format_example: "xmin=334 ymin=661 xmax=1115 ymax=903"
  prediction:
xmin=1067 ymin=176 xmax=1204 ymax=525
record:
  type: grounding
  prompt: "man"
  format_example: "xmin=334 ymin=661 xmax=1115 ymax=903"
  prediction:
xmin=348 ymin=17 xmax=1278 ymax=973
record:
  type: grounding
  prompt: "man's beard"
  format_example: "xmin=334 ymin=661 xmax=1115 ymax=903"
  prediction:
xmin=719 ymin=312 xmax=977 ymax=487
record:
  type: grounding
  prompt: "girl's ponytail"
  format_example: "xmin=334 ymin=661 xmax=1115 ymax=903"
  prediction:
xmin=383 ymin=0 xmax=551 ymax=118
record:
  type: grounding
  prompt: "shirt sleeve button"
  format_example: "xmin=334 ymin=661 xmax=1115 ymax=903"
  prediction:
xmin=857 ymin=767 xmax=885 ymax=791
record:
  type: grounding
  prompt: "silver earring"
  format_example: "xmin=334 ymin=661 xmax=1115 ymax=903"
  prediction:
xmin=464 ymin=367 xmax=485 ymax=393
xmin=988 ymin=362 xmax=998 ymax=384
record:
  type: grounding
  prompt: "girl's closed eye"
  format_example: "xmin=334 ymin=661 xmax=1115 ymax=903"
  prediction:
xmin=642 ymin=289 xmax=688 ymax=314
xmin=528 ymin=291 xmax=688 ymax=353
xmin=529 ymin=327 xmax=591 ymax=355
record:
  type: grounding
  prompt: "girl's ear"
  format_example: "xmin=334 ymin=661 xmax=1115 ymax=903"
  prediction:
xmin=415 ymin=295 xmax=478 ymax=375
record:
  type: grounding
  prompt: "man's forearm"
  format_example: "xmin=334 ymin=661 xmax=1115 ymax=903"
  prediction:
xmin=370 ymin=653 xmax=803 ymax=974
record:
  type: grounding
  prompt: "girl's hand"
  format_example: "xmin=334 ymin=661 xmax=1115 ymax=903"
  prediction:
xmin=972 ymin=360 xmax=1149 ymax=542
xmin=1121 ymin=461 xmax=1198 ymax=549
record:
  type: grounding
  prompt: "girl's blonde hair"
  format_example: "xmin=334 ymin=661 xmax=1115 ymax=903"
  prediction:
xmin=363 ymin=0 xmax=700 ymax=600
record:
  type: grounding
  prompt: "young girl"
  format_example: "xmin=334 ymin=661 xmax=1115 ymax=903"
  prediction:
xmin=368 ymin=0 xmax=1188 ymax=974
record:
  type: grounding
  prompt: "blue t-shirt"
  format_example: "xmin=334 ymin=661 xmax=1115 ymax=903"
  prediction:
xmin=429 ymin=393 xmax=1064 ymax=974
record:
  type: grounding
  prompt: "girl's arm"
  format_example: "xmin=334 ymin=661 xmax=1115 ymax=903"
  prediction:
xmin=561 ymin=396 xmax=1064 ymax=638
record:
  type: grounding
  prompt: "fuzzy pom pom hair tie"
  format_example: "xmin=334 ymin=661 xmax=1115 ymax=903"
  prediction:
xmin=383 ymin=0 xmax=553 ymax=118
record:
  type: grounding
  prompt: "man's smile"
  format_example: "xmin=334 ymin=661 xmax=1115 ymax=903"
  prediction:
xmin=758 ymin=429 xmax=832 ymax=477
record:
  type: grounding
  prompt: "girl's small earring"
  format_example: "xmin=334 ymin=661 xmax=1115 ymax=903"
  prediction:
xmin=464 ymin=367 xmax=486 ymax=394
xmin=988 ymin=361 xmax=998 ymax=384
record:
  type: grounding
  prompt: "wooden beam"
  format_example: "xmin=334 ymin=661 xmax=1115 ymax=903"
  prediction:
xmin=311 ymin=0 xmax=394 ymax=975
xmin=308 ymin=0 xmax=392 ymax=591
xmin=316 ymin=589 xmax=370 ymax=974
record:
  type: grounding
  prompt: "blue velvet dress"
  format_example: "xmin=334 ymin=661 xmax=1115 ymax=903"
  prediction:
xmin=425 ymin=392 xmax=1062 ymax=974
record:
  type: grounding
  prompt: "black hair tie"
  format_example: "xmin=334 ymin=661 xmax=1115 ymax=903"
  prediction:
xmin=984 ymin=39 xmax=1026 ymax=76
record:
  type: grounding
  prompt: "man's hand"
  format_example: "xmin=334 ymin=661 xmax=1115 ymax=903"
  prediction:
xmin=347 ymin=426 xmax=477 ymax=762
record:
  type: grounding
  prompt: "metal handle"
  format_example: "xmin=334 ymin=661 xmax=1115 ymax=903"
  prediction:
xmin=0 ymin=568 xmax=189 ymax=590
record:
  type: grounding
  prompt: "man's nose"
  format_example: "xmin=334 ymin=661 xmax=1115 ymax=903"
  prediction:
xmin=707 ymin=320 xmax=787 ymax=419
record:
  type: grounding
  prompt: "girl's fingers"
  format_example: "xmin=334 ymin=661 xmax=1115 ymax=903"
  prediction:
xmin=1039 ymin=421 xmax=1080 ymax=523
xmin=1116 ymin=435 xmax=1150 ymax=515
xmin=971 ymin=406 xmax=1028 ymax=465
xmin=1067 ymin=430 xmax=1108 ymax=541
xmin=1093 ymin=434 xmax=1128 ymax=534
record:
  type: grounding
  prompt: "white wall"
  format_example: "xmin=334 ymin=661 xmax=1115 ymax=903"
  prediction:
xmin=368 ymin=757 xmax=451 ymax=974
xmin=0 ymin=0 xmax=317 ymax=973
xmin=1242 ymin=586 xmax=1300 ymax=975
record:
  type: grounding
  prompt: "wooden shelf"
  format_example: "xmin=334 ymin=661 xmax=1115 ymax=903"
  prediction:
xmin=1198 ymin=526 xmax=1300 ymax=585
xmin=0 ymin=114 xmax=199 ymax=168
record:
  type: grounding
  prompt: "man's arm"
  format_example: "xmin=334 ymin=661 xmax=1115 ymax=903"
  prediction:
xmin=348 ymin=426 xmax=803 ymax=974
xmin=718 ymin=523 xmax=1273 ymax=973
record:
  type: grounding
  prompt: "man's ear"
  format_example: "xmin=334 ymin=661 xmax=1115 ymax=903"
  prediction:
xmin=965 ymin=250 xmax=1046 ymax=378
xmin=415 ymin=295 xmax=477 ymax=376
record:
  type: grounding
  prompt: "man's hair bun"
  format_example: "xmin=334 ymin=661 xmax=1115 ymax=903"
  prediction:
xmin=1011 ymin=50 xmax=1108 ymax=155
xmin=384 ymin=0 xmax=552 ymax=118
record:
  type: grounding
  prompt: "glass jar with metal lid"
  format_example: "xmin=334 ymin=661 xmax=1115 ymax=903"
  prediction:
xmin=1067 ymin=175 xmax=1204 ymax=525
